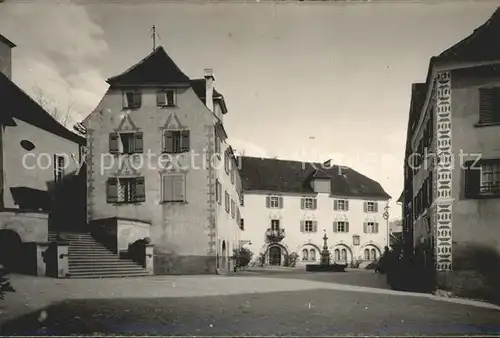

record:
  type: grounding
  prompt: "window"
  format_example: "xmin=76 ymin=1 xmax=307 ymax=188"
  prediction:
xmin=334 ymin=199 xmax=349 ymax=211
xmin=224 ymin=150 xmax=230 ymax=174
xmin=464 ymin=159 xmax=500 ymax=197
xmin=225 ymin=191 xmax=230 ymax=213
xmin=54 ymin=155 xmax=65 ymax=183
xmin=371 ymin=249 xmax=377 ymax=260
xmin=156 ymin=90 xmax=176 ymax=107
xmin=365 ymin=248 xmax=377 ymax=260
xmin=124 ymin=91 xmax=142 ymax=109
xmin=266 ymin=196 xmax=283 ymax=209
xmin=161 ymin=174 xmax=185 ymax=202
xmin=353 ymin=235 xmax=360 ymax=246
xmin=333 ymin=221 xmax=349 ymax=233
xmin=106 ymin=177 xmax=145 ymax=203
xmin=334 ymin=249 xmax=340 ymax=261
xmin=215 ymin=180 xmax=222 ymax=205
xmin=364 ymin=249 xmax=370 ymax=260
xmin=340 ymin=248 xmax=347 ymax=261
xmin=230 ymin=166 xmax=235 ymax=185
xmin=309 ymin=249 xmax=316 ymax=261
xmin=364 ymin=222 xmax=378 ymax=234
xmin=240 ymin=218 xmax=244 ymax=230
xmin=301 ymin=197 xmax=317 ymax=210
xmin=162 ymin=130 xmax=190 ymax=153
xmin=271 ymin=219 xmax=280 ymax=230
xmin=236 ymin=207 xmax=241 ymax=225
xmin=301 ymin=220 xmax=316 ymax=232
xmin=365 ymin=201 xmax=377 ymax=213
xmin=109 ymin=132 xmax=143 ymax=154
xmin=478 ymin=87 xmax=500 ymax=124
xmin=302 ymin=249 xmax=309 ymax=261
xmin=231 ymin=199 xmax=235 ymax=219
xmin=239 ymin=194 xmax=244 ymax=207
xmin=214 ymin=131 xmax=221 ymax=155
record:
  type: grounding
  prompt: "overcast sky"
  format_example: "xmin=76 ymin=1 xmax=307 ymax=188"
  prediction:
xmin=1 ymin=0 xmax=499 ymax=216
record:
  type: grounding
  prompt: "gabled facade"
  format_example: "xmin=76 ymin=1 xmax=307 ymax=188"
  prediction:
xmin=238 ymin=156 xmax=391 ymax=266
xmin=81 ymin=46 xmax=241 ymax=274
xmin=403 ymin=6 xmax=500 ymax=293
xmin=0 ymin=34 xmax=85 ymax=275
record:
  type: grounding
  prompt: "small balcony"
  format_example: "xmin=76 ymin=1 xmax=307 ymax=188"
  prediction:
xmin=266 ymin=228 xmax=285 ymax=243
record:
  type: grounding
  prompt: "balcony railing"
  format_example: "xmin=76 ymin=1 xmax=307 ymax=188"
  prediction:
xmin=265 ymin=228 xmax=285 ymax=243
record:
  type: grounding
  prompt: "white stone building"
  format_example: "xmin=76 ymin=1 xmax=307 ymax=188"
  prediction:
xmin=238 ymin=157 xmax=391 ymax=266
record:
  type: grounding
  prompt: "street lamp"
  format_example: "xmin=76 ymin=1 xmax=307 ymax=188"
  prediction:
xmin=383 ymin=202 xmax=390 ymax=248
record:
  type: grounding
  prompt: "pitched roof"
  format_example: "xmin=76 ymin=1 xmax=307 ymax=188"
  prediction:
xmin=437 ymin=6 xmax=500 ymax=63
xmin=106 ymin=46 xmax=190 ymax=86
xmin=0 ymin=34 xmax=16 ymax=48
xmin=238 ymin=156 xmax=391 ymax=199
xmin=0 ymin=72 xmax=84 ymax=144
xmin=397 ymin=191 xmax=404 ymax=204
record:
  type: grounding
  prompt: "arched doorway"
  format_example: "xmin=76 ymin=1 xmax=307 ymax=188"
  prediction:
xmin=221 ymin=241 xmax=227 ymax=272
xmin=269 ymin=246 xmax=282 ymax=266
xmin=0 ymin=230 xmax=23 ymax=272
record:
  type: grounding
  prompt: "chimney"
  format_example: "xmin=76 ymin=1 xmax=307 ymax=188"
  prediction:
xmin=204 ymin=68 xmax=215 ymax=112
xmin=0 ymin=34 xmax=16 ymax=80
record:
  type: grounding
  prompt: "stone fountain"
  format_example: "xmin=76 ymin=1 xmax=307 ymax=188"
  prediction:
xmin=306 ymin=229 xmax=347 ymax=272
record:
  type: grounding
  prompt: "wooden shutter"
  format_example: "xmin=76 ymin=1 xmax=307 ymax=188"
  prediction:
xmin=479 ymin=88 xmax=495 ymax=124
xmin=345 ymin=200 xmax=349 ymax=211
xmin=301 ymin=198 xmax=305 ymax=209
xmin=333 ymin=200 xmax=338 ymax=211
xmin=333 ymin=221 xmax=337 ymax=232
xmin=218 ymin=182 xmax=222 ymax=204
xmin=300 ymin=220 xmax=305 ymax=232
xmin=134 ymin=132 xmax=143 ymax=153
xmin=313 ymin=221 xmax=318 ymax=232
xmin=162 ymin=175 xmax=174 ymax=202
xmin=279 ymin=196 xmax=284 ymax=208
xmin=135 ymin=177 xmax=145 ymax=202
xmin=374 ymin=203 xmax=378 ymax=212
xmin=181 ymin=130 xmax=190 ymax=152
xmin=156 ymin=91 xmax=166 ymax=106
xmin=363 ymin=222 xmax=367 ymax=233
xmin=109 ymin=133 xmax=119 ymax=154
xmin=173 ymin=175 xmax=185 ymax=201
xmin=464 ymin=160 xmax=481 ymax=198
xmin=313 ymin=199 xmax=317 ymax=210
xmin=375 ymin=222 xmax=379 ymax=233
xmin=363 ymin=202 xmax=367 ymax=212
xmin=346 ymin=222 xmax=349 ymax=233
xmin=164 ymin=131 xmax=174 ymax=153
xmin=266 ymin=196 xmax=270 ymax=208
xmin=106 ymin=178 xmax=118 ymax=203
xmin=133 ymin=91 xmax=142 ymax=108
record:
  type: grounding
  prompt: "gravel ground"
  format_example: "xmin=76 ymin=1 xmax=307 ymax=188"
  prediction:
xmin=1 ymin=288 xmax=499 ymax=336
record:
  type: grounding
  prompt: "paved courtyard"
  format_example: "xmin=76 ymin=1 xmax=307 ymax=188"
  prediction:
xmin=1 ymin=271 xmax=499 ymax=336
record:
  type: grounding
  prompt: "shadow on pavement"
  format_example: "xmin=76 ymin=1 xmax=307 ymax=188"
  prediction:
xmin=1 ymin=289 xmax=499 ymax=336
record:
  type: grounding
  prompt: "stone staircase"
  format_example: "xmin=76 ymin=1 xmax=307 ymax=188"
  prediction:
xmin=48 ymin=231 xmax=151 ymax=278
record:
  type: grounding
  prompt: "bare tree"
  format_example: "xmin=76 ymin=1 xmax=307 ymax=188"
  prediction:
xmin=31 ymin=85 xmax=74 ymax=128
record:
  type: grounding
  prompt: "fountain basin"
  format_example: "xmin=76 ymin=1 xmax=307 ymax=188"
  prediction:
xmin=305 ymin=263 xmax=347 ymax=272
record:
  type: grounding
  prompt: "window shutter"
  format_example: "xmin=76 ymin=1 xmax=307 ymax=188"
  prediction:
xmin=279 ymin=196 xmax=284 ymax=208
xmin=375 ymin=222 xmax=379 ymax=233
xmin=333 ymin=222 xmax=337 ymax=232
xmin=109 ymin=133 xmax=119 ymax=154
xmin=301 ymin=198 xmax=305 ymax=209
xmin=163 ymin=131 xmax=174 ymax=153
xmin=173 ymin=176 xmax=185 ymax=201
xmin=363 ymin=222 xmax=367 ymax=233
xmin=134 ymin=132 xmax=143 ymax=153
xmin=106 ymin=178 xmax=118 ymax=203
xmin=134 ymin=92 xmax=142 ymax=108
xmin=333 ymin=200 xmax=338 ymax=211
xmin=346 ymin=222 xmax=349 ymax=233
xmin=313 ymin=199 xmax=317 ymax=210
xmin=313 ymin=221 xmax=318 ymax=232
xmin=363 ymin=202 xmax=367 ymax=212
xmin=266 ymin=196 xmax=270 ymax=208
xmin=136 ymin=177 xmax=145 ymax=202
xmin=345 ymin=200 xmax=349 ymax=211
xmin=479 ymin=88 xmax=495 ymax=124
xmin=300 ymin=221 xmax=305 ymax=232
xmin=374 ymin=203 xmax=378 ymax=212
xmin=464 ymin=160 xmax=481 ymax=198
xmin=156 ymin=92 xmax=166 ymax=106
xmin=181 ymin=130 xmax=190 ymax=152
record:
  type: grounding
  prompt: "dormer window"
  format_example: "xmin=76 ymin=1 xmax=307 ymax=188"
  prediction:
xmin=157 ymin=89 xmax=176 ymax=107
xmin=124 ymin=91 xmax=142 ymax=109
